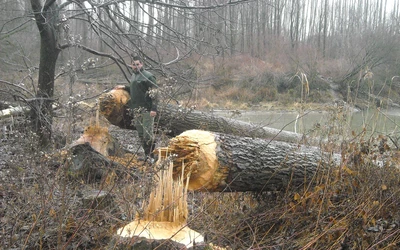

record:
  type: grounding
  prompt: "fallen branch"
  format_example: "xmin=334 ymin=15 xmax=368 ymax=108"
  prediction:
xmin=0 ymin=106 xmax=28 ymax=119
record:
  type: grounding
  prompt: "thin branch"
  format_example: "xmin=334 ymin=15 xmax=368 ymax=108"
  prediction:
xmin=163 ymin=45 xmax=180 ymax=66
xmin=0 ymin=80 xmax=35 ymax=98
xmin=86 ymin=0 xmax=255 ymax=10
xmin=0 ymin=18 xmax=32 ymax=38
xmin=61 ymin=43 xmax=130 ymax=82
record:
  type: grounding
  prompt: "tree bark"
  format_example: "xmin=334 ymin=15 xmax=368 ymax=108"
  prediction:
xmin=157 ymin=130 xmax=340 ymax=192
xmin=59 ymin=122 xmax=340 ymax=193
xmin=99 ymin=89 xmax=305 ymax=143
xmin=59 ymin=142 xmax=144 ymax=184
xmin=30 ymin=0 xmax=61 ymax=148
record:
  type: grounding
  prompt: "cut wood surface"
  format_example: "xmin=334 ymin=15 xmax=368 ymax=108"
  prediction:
xmin=116 ymin=143 xmax=204 ymax=248
xmin=116 ymin=221 xmax=204 ymax=248
xmin=99 ymin=89 xmax=305 ymax=143
xmin=70 ymin=125 xmax=125 ymax=157
xmin=158 ymin=130 xmax=340 ymax=192
xmin=64 ymin=125 xmax=340 ymax=192
xmin=98 ymin=89 xmax=135 ymax=129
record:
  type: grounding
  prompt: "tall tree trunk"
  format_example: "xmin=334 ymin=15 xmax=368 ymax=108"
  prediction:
xmin=30 ymin=0 xmax=60 ymax=148
xmin=322 ymin=0 xmax=328 ymax=57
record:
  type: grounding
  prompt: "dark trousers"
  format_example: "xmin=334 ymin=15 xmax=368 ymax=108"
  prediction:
xmin=134 ymin=111 xmax=155 ymax=157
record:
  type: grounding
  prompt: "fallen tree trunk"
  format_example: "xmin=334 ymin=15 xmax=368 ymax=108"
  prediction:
xmin=62 ymin=125 xmax=340 ymax=192
xmin=99 ymin=89 xmax=305 ymax=143
xmin=0 ymin=106 xmax=28 ymax=119
xmin=157 ymin=130 xmax=340 ymax=192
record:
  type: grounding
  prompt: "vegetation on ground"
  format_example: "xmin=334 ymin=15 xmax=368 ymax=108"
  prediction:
xmin=2 ymin=0 xmax=400 ymax=248
xmin=2 ymin=55 xmax=400 ymax=249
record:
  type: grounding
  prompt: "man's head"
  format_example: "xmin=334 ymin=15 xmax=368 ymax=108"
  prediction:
xmin=131 ymin=55 xmax=143 ymax=73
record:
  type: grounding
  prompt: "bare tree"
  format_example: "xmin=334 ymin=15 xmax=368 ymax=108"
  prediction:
xmin=30 ymin=0 xmax=61 ymax=148
xmin=2 ymin=0 xmax=400 ymax=148
xmin=23 ymin=0 xmax=257 ymax=148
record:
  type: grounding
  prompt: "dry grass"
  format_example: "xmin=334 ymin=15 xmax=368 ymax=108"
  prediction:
xmin=2 ymin=100 xmax=400 ymax=249
xmin=2 ymin=54 xmax=400 ymax=249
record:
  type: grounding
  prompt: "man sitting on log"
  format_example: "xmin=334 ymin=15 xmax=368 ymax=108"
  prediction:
xmin=114 ymin=55 xmax=158 ymax=163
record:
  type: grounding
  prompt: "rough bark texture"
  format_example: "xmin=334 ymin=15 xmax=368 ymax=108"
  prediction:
xmin=99 ymin=89 xmax=304 ymax=143
xmin=68 ymin=143 xmax=122 ymax=183
xmin=158 ymin=104 xmax=304 ymax=143
xmin=30 ymin=0 xmax=61 ymax=147
xmin=215 ymin=133 xmax=338 ymax=192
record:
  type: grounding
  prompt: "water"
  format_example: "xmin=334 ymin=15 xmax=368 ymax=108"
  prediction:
xmin=214 ymin=108 xmax=400 ymax=137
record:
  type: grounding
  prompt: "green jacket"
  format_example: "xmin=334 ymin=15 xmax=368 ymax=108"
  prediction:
xmin=125 ymin=69 xmax=158 ymax=112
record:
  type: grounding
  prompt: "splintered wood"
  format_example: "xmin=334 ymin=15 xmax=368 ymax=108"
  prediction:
xmin=117 ymin=154 xmax=204 ymax=247
xmin=158 ymin=130 xmax=228 ymax=191
xmin=98 ymin=89 xmax=130 ymax=125
xmin=72 ymin=125 xmax=112 ymax=156
xmin=144 ymin=160 xmax=189 ymax=224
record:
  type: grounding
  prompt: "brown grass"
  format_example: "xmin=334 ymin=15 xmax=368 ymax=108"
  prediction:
xmin=2 ymin=54 xmax=400 ymax=249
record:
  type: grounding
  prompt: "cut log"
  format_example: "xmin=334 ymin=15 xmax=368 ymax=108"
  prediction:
xmin=98 ymin=89 xmax=135 ymax=130
xmin=157 ymin=130 xmax=340 ymax=192
xmin=63 ymin=126 xmax=340 ymax=192
xmin=99 ymin=89 xmax=304 ymax=143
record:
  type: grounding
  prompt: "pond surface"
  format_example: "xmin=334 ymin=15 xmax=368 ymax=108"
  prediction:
xmin=214 ymin=107 xmax=400 ymax=137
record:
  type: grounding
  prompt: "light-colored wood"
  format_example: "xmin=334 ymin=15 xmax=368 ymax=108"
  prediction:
xmin=98 ymin=89 xmax=130 ymax=126
xmin=117 ymin=151 xmax=204 ymax=248
xmin=0 ymin=106 xmax=27 ymax=119
xmin=71 ymin=125 xmax=116 ymax=156
xmin=158 ymin=130 xmax=229 ymax=191
xmin=117 ymin=220 xmax=204 ymax=248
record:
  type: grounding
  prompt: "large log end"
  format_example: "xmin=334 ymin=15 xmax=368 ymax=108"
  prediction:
xmin=158 ymin=130 xmax=229 ymax=191
xmin=99 ymin=89 xmax=135 ymax=129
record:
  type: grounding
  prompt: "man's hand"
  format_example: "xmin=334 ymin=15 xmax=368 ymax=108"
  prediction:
xmin=150 ymin=111 xmax=157 ymax=117
xmin=114 ymin=85 xmax=125 ymax=90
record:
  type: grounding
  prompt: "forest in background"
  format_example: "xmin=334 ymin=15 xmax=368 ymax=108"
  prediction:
xmin=2 ymin=0 xmax=400 ymax=111
xmin=2 ymin=1 xmax=400 ymax=249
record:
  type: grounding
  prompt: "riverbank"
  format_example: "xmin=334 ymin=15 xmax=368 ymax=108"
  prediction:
xmin=194 ymin=100 xmax=361 ymax=113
